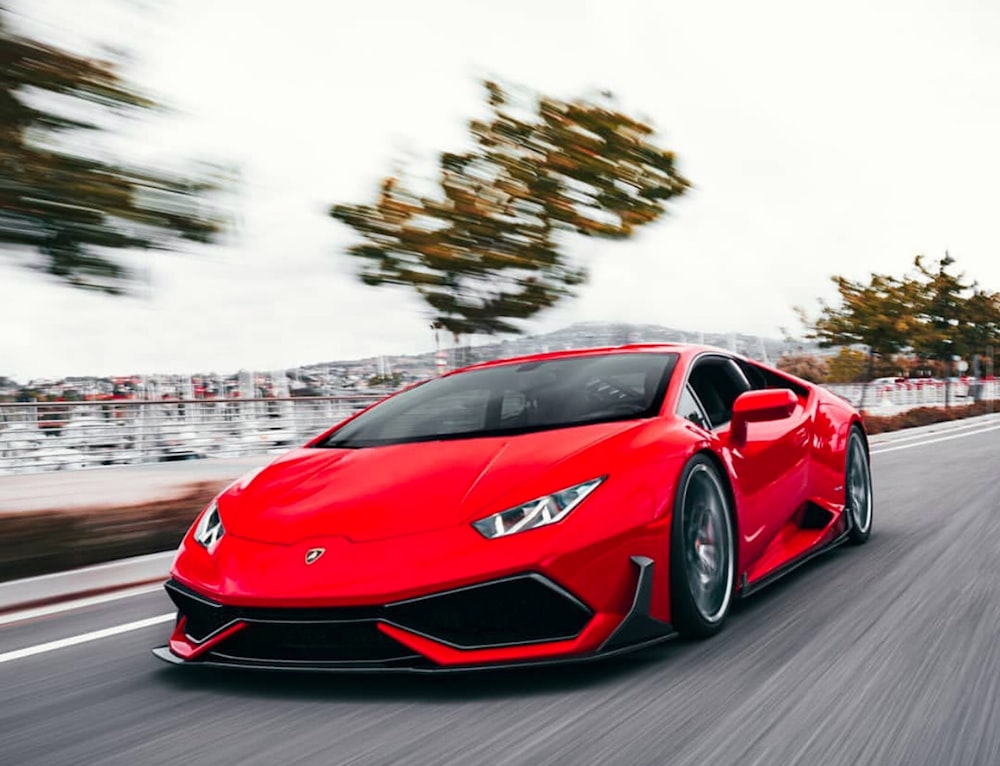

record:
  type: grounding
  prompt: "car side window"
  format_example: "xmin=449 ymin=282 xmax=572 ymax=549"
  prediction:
xmin=738 ymin=359 xmax=810 ymax=398
xmin=677 ymin=384 xmax=711 ymax=430
xmin=687 ymin=357 xmax=752 ymax=429
xmin=738 ymin=359 xmax=768 ymax=390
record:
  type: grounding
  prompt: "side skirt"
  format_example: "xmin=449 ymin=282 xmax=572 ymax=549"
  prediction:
xmin=738 ymin=530 xmax=850 ymax=599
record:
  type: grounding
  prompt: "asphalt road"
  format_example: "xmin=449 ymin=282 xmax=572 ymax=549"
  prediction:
xmin=2 ymin=421 xmax=999 ymax=766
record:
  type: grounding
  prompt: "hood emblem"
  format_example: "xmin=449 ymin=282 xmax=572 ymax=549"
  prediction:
xmin=304 ymin=547 xmax=325 ymax=565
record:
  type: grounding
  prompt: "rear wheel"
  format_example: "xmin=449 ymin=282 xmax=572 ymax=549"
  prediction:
xmin=669 ymin=455 xmax=735 ymax=639
xmin=845 ymin=427 xmax=873 ymax=545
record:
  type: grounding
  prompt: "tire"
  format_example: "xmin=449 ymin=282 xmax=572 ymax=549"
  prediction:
xmin=669 ymin=454 xmax=736 ymax=639
xmin=845 ymin=427 xmax=873 ymax=545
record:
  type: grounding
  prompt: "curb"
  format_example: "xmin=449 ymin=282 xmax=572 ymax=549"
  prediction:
xmin=0 ymin=550 xmax=174 ymax=615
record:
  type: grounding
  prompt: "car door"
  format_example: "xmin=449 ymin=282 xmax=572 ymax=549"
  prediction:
xmin=682 ymin=354 xmax=812 ymax=574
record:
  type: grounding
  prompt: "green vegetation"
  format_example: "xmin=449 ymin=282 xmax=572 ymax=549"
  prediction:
xmin=797 ymin=254 xmax=1000 ymax=382
xmin=0 ymin=3 xmax=231 ymax=294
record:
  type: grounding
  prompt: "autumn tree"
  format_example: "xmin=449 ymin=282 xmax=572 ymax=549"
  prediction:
xmin=908 ymin=254 xmax=972 ymax=370
xmin=824 ymin=347 xmax=868 ymax=383
xmin=907 ymin=254 xmax=1000 ymax=402
xmin=798 ymin=272 xmax=919 ymax=381
xmin=958 ymin=287 xmax=1000 ymax=364
xmin=801 ymin=253 xmax=1000 ymax=399
xmin=0 ymin=4 xmax=231 ymax=294
xmin=330 ymin=80 xmax=690 ymax=338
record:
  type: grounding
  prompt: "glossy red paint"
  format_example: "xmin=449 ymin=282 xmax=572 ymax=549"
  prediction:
xmin=377 ymin=613 xmax=622 ymax=667
xmin=729 ymin=388 xmax=798 ymax=445
xmin=222 ymin=420 xmax=654 ymax=545
xmin=159 ymin=343 xmax=868 ymax=671
xmin=168 ymin=618 xmax=247 ymax=660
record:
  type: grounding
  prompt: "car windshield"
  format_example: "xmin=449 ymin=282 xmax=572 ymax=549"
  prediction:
xmin=317 ymin=352 xmax=678 ymax=448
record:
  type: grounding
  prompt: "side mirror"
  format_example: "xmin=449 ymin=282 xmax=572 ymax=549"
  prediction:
xmin=730 ymin=388 xmax=798 ymax=445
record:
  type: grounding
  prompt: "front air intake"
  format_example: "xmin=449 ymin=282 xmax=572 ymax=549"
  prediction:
xmin=384 ymin=574 xmax=592 ymax=648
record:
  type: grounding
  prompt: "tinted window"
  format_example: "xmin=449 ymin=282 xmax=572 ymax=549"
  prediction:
xmin=738 ymin=359 xmax=810 ymax=397
xmin=677 ymin=384 xmax=710 ymax=430
xmin=318 ymin=353 xmax=678 ymax=448
xmin=687 ymin=357 xmax=751 ymax=428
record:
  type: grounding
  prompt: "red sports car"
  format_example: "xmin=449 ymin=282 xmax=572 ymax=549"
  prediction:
xmin=154 ymin=345 xmax=872 ymax=672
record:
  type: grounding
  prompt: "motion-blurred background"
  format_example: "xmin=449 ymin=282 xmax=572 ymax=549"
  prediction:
xmin=1 ymin=0 xmax=998 ymax=509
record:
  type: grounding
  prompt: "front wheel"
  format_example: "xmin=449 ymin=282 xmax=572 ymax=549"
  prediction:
xmin=669 ymin=455 xmax=735 ymax=639
xmin=845 ymin=427 xmax=873 ymax=545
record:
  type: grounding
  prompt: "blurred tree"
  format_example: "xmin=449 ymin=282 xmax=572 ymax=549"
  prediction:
xmin=801 ymin=253 xmax=1000 ymax=399
xmin=908 ymin=254 xmax=971 ymax=369
xmin=826 ymin=347 xmax=868 ymax=383
xmin=0 ymin=4 xmax=230 ymax=294
xmin=872 ymin=354 xmax=910 ymax=378
xmin=959 ymin=287 xmax=1000 ymax=362
xmin=775 ymin=352 xmax=828 ymax=383
xmin=798 ymin=272 xmax=919 ymax=381
xmin=331 ymin=80 xmax=689 ymax=337
xmin=907 ymin=254 xmax=981 ymax=405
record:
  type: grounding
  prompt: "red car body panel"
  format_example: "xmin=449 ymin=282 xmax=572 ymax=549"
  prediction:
xmin=156 ymin=344 xmax=866 ymax=671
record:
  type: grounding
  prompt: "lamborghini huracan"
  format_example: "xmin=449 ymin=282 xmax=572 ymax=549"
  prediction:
xmin=154 ymin=345 xmax=872 ymax=672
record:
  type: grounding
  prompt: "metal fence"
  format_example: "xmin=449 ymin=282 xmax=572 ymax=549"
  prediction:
xmin=0 ymin=395 xmax=383 ymax=475
xmin=4 ymin=379 xmax=999 ymax=475
xmin=824 ymin=378 xmax=1000 ymax=413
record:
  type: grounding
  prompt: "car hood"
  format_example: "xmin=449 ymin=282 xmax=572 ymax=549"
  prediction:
xmin=219 ymin=421 xmax=641 ymax=545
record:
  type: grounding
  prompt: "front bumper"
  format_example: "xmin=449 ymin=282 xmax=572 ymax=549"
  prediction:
xmin=153 ymin=556 xmax=673 ymax=672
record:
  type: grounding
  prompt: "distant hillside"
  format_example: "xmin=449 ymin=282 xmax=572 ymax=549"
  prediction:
xmin=303 ymin=322 xmax=812 ymax=375
xmin=6 ymin=322 xmax=815 ymax=396
xmin=479 ymin=322 xmax=800 ymax=363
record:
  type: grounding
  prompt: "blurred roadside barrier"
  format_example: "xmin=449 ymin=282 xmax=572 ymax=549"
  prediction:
xmin=825 ymin=378 xmax=999 ymax=414
xmin=3 ymin=382 xmax=998 ymax=475
xmin=0 ymin=395 xmax=382 ymax=475
xmin=0 ymin=551 xmax=173 ymax=610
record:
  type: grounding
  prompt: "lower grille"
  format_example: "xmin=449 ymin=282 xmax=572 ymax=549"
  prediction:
xmin=165 ymin=572 xmax=592 ymax=664
xmin=384 ymin=575 xmax=592 ymax=648
xmin=165 ymin=580 xmax=382 ymax=643
xmin=212 ymin=621 xmax=418 ymax=664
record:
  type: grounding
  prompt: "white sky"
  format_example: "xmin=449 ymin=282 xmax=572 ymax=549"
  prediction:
xmin=3 ymin=0 xmax=1000 ymax=379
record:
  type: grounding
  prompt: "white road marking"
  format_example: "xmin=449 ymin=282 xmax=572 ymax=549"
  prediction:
xmin=871 ymin=424 xmax=1000 ymax=455
xmin=0 ymin=613 xmax=174 ymax=664
xmin=0 ymin=584 xmax=165 ymax=627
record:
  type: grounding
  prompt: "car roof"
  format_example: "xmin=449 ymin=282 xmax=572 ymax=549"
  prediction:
xmin=448 ymin=343 xmax=738 ymax=376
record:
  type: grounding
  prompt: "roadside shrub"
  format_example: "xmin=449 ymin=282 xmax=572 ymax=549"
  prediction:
xmin=0 ymin=481 xmax=224 ymax=583
xmin=862 ymin=402 xmax=997 ymax=435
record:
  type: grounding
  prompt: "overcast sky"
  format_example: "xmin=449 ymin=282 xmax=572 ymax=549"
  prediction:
xmin=3 ymin=0 xmax=1000 ymax=380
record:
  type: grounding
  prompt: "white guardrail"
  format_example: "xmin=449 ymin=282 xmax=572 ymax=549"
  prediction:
xmin=2 ymin=380 xmax=998 ymax=475
xmin=825 ymin=378 xmax=1000 ymax=413
xmin=0 ymin=396 xmax=383 ymax=475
